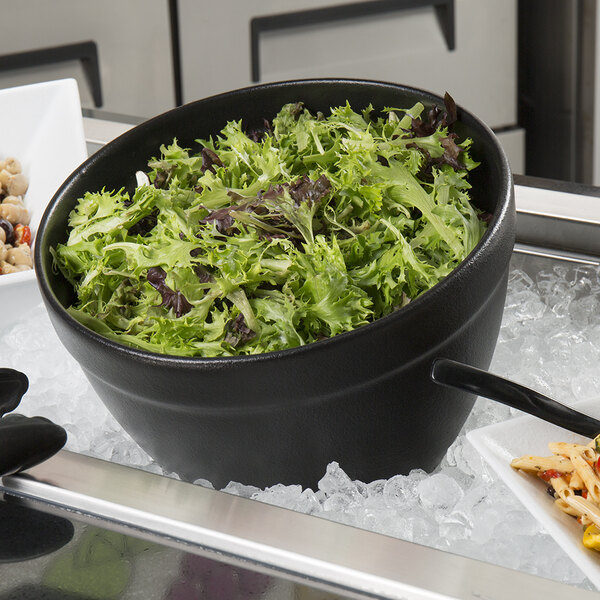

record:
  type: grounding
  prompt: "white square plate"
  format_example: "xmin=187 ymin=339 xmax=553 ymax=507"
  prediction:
xmin=0 ymin=79 xmax=87 ymax=324
xmin=467 ymin=399 xmax=600 ymax=589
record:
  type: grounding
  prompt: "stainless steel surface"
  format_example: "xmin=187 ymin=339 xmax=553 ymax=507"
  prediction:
xmin=515 ymin=182 xmax=600 ymax=257
xmin=82 ymin=116 xmax=133 ymax=146
xmin=1 ymin=451 xmax=595 ymax=600
xmin=514 ymin=242 xmax=600 ymax=266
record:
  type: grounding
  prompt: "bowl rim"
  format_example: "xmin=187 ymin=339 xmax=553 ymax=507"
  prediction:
xmin=35 ymin=77 xmax=515 ymax=366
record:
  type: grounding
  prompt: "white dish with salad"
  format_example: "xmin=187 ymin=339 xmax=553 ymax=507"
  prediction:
xmin=468 ymin=398 xmax=600 ymax=590
xmin=0 ymin=79 xmax=87 ymax=327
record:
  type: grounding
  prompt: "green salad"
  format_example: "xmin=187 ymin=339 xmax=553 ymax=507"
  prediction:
xmin=52 ymin=95 xmax=488 ymax=357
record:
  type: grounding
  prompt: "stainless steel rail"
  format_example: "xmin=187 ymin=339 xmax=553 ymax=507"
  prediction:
xmin=2 ymin=450 xmax=595 ymax=600
xmin=515 ymin=181 xmax=600 ymax=257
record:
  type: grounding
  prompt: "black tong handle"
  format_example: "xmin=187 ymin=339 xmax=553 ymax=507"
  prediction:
xmin=431 ymin=358 xmax=600 ymax=439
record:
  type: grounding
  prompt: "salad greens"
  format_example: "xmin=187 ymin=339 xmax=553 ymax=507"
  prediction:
xmin=52 ymin=95 xmax=487 ymax=357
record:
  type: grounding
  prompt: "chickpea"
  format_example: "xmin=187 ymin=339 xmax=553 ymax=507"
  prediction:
xmin=0 ymin=241 xmax=7 ymax=262
xmin=0 ymin=227 xmax=5 ymax=244
xmin=2 ymin=195 xmax=24 ymax=207
xmin=1 ymin=260 xmax=29 ymax=273
xmin=0 ymin=202 xmax=29 ymax=225
xmin=0 ymin=260 xmax=21 ymax=274
xmin=3 ymin=157 xmax=22 ymax=175
xmin=0 ymin=169 xmax=10 ymax=191
xmin=7 ymin=173 xmax=28 ymax=196
xmin=6 ymin=244 xmax=32 ymax=267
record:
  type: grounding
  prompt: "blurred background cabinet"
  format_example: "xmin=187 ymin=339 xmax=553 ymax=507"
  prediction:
xmin=0 ymin=0 xmax=176 ymax=118
xmin=177 ymin=0 xmax=524 ymax=174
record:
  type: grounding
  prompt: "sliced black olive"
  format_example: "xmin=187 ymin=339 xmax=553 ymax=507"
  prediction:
xmin=0 ymin=218 xmax=14 ymax=245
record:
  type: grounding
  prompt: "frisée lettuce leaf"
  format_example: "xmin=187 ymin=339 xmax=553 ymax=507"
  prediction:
xmin=52 ymin=96 xmax=487 ymax=357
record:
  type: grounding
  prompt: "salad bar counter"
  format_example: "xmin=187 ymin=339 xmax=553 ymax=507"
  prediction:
xmin=1 ymin=118 xmax=600 ymax=599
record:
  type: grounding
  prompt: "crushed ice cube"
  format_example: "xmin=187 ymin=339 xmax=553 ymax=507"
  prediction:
xmin=417 ymin=473 xmax=464 ymax=511
xmin=252 ymin=484 xmax=322 ymax=515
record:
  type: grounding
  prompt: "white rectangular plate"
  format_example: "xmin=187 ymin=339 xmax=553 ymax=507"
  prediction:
xmin=467 ymin=399 xmax=600 ymax=589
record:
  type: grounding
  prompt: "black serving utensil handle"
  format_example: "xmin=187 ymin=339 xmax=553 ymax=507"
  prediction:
xmin=0 ymin=369 xmax=67 ymax=477
xmin=431 ymin=358 xmax=600 ymax=439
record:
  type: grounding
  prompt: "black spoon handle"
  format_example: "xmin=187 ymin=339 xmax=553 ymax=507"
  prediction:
xmin=431 ymin=358 xmax=600 ymax=439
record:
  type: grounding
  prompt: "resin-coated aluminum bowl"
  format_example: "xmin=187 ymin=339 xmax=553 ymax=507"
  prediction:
xmin=35 ymin=79 xmax=515 ymax=489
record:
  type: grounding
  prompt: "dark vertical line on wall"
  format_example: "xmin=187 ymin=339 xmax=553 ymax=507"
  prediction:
xmin=517 ymin=0 xmax=596 ymax=184
xmin=169 ymin=0 xmax=183 ymax=106
xmin=575 ymin=0 xmax=596 ymax=183
xmin=569 ymin=0 xmax=579 ymax=181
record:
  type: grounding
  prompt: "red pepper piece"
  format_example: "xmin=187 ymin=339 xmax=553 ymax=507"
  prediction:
xmin=539 ymin=469 xmax=562 ymax=482
xmin=14 ymin=224 xmax=31 ymax=246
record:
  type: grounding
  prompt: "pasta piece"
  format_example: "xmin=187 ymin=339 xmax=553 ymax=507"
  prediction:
xmin=548 ymin=442 xmax=596 ymax=462
xmin=570 ymin=471 xmax=585 ymax=490
xmin=554 ymin=498 xmax=580 ymax=517
xmin=550 ymin=476 xmax=575 ymax=501
xmin=510 ymin=455 xmax=573 ymax=473
xmin=565 ymin=496 xmax=600 ymax=529
xmin=569 ymin=454 xmax=600 ymax=503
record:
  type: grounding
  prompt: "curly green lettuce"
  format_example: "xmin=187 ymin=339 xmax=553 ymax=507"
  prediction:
xmin=52 ymin=96 xmax=487 ymax=357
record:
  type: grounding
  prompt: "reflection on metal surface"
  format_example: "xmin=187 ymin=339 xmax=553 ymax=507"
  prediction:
xmin=0 ymin=495 xmax=348 ymax=600
xmin=516 ymin=183 xmax=600 ymax=257
xmin=0 ymin=494 xmax=279 ymax=600
xmin=1 ymin=451 xmax=596 ymax=600
xmin=0 ymin=493 xmax=73 ymax=563
xmin=514 ymin=243 xmax=600 ymax=266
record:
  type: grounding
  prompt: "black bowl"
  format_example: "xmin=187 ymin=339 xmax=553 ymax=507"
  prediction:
xmin=35 ymin=79 xmax=515 ymax=489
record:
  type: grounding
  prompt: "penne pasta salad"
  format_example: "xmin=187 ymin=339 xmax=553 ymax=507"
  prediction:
xmin=511 ymin=436 xmax=600 ymax=552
